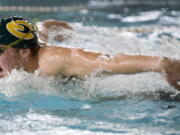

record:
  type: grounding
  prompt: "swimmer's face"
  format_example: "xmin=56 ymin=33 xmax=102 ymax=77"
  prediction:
xmin=0 ymin=44 xmax=24 ymax=78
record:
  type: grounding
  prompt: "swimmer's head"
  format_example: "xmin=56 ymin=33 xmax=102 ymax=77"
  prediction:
xmin=0 ymin=16 xmax=39 ymax=78
xmin=0 ymin=16 xmax=38 ymax=49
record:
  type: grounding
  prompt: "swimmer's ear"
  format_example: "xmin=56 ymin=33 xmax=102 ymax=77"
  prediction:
xmin=19 ymin=49 xmax=31 ymax=58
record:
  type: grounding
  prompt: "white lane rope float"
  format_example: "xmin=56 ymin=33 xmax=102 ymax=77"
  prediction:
xmin=0 ymin=5 xmax=86 ymax=12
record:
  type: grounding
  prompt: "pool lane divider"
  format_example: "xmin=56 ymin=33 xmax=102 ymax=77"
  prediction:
xmin=0 ymin=6 xmax=86 ymax=12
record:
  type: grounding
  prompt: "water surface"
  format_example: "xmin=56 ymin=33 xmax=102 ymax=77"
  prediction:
xmin=0 ymin=1 xmax=180 ymax=134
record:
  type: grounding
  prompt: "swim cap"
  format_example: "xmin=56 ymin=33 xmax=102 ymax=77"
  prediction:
xmin=0 ymin=16 xmax=38 ymax=48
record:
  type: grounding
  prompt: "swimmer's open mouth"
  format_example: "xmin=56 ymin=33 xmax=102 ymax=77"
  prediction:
xmin=0 ymin=67 xmax=6 ymax=77
xmin=0 ymin=67 xmax=2 ymax=71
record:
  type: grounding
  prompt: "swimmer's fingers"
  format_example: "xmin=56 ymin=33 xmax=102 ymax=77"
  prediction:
xmin=54 ymin=34 xmax=72 ymax=42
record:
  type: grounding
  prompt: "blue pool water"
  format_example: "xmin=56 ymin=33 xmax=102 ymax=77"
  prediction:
xmin=0 ymin=0 xmax=180 ymax=134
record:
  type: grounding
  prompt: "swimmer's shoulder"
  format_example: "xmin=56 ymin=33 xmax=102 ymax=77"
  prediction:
xmin=38 ymin=44 xmax=72 ymax=57
xmin=37 ymin=45 xmax=72 ymax=76
xmin=38 ymin=42 xmax=110 ymax=61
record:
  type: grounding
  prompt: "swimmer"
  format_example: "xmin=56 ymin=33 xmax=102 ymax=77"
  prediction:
xmin=0 ymin=16 xmax=180 ymax=91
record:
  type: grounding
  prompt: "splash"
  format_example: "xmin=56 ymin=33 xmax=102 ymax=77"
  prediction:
xmin=0 ymin=69 xmax=59 ymax=97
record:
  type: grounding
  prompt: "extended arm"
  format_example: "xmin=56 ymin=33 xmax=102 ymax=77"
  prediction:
xmin=102 ymin=54 xmax=161 ymax=74
xmin=99 ymin=54 xmax=180 ymax=91
xmin=66 ymin=51 xmax=162 ymax=76
xmin=66 ymin=49 xmax=180 ymax=91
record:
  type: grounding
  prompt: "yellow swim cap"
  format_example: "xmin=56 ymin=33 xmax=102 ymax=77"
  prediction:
xmin=0 ymin=16 xmax=38 ymax=48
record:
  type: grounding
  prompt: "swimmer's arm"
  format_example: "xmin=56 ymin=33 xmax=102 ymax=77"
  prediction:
xmin=102 ymin=54 xmax=162 ymax=74
xmin=67 ymin=50 xmax=180 ymax=91
xmin=66 ymin=50 xmax=162 ymax=75
xmin=99 ymin=54 xmax=180 ymax=91
xmin=38 ymin=20 xmax=72 ymax=42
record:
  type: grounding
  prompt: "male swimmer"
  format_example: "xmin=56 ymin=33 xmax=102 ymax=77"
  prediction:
xmin=0 ymin=16 xmax=180 ymax=91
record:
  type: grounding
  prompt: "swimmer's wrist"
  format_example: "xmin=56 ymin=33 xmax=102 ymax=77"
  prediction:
xmin=159 ymin=57 xmax=171 ymax=73
xmin=148 ymin=56 xmax=168 ymax=73
xmin=145 ymin=56 xmax=163 ymax=73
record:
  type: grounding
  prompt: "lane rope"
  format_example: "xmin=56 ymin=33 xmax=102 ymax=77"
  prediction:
xmin=0 ymin=5 xmax=86 ymax=12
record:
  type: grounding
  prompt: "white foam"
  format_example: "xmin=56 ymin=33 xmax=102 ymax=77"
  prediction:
xmin=122 ymin=11 xmax=162 ymax=22
xmin=47 ymin=22 xmax=180 ymax=58
xmin=107 ymin=14 xmax=122 ymax=20
xmin=81 ymin=104 xmax=92 ymax=110
xmin=0 ymin=69 xmax=59 ymax=97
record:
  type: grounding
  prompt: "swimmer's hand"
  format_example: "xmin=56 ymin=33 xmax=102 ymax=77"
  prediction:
xmin=161 ymin=58 xmax=180 ymax=91
xmin=39 ymin=20 xmax=72 ymax=42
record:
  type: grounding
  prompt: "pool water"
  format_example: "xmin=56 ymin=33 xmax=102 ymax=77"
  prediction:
xmin=0 ymin=0 xmax=180 ymax=134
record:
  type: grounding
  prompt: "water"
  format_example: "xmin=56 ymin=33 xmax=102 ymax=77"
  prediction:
xmin=0 ymin=0 xmax=180 ymax=134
